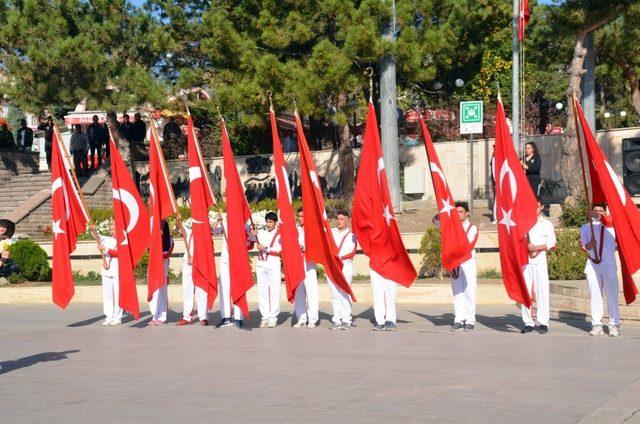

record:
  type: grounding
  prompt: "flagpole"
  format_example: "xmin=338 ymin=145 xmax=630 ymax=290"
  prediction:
xmin=149 ymin=118 xmax=192 ymax=262
xmin=571 ymin=95 xmax=600 ymax=263
xmin=186 ymin=107 xmax=217 ymax=204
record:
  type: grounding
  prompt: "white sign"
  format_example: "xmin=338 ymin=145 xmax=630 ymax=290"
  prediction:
xmin=460 ymin=101 xmax=483 ymax=135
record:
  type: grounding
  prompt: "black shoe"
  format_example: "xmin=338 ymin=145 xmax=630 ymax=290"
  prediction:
xmin=372 ymin=324 xmax=386 ymax=331
xmin=464 ymin=324 xmax=475 ymax=332
xmin=538 ymin=325 xmax=549 ymax=334
xmin=521 ymin=325 xmax=534 ymax=334
xmin=384 ymin=321 xmax=396 ymax=331
xmin=215 ymin=318 xmax=233 ymax=328
xmin=451 ymin=322 xmax=465 ymax=332
xmin=233 ymin=319 xmax=244 ymax=329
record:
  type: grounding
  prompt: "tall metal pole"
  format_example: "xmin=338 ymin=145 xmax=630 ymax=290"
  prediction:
xmin=512 ymin=0 xmax=520 ymax=151
xmin=469 ymin=133 xmax=474 ymax=212
xmin=380 ymin=0 xmax=401 ymax=210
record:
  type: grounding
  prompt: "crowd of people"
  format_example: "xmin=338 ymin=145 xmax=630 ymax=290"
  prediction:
xmin=90 ymin=198 xmax=623 ymax=338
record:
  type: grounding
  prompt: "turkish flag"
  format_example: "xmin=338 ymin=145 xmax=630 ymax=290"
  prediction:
xmin=51 ymin=127 xmax=89 ymax=309
xmin=574 ymin=98 xmax=639 ymax=304
xmin=494 ymin=97 xmax=537 ymax=307
xmin=295 ymin=112 xmax=355 ymax=301
xmin=187 ymin=116 xmax=218 ymax=309
xmin=270 ymin=108 xmax=305 ymax=302
xmin=147 ymin=123 xmax=177 ymax=301
xmin=109 ymin=137 xmax=150 ymax=319
xmin=518 ymin=0 xmax=531 ymax=41
xmin=353 ymin=103 xmax=416 ymax=287
xmin=221 ymin=116 xmax=254 ymax=317
xmin=419 ymin=117 xmax=473 ymax=271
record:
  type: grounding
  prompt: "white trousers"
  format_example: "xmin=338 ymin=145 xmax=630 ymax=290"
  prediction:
xmin=585 ymin=262 xmax=620 ymax=326
xmin=452 ymin=259 xmax=477 ymax=325
xmin=370 ymin=269 xmax=397 ymax=325
xmin=102 ymin=275 xmax=123 ymax=321
xmin=521 ymin=262 xmax=550 ymax=326
xmin=149 ymin=259 xmax=169 ymax=322
xmin=219 ymin=260 xmax=243 ymax=320
xmin=327 ymin=261 xmax=353 ymax=324
xmin=294 ymin=261 xmax=319 ymax=323
xmin=257 ymin=266 xmax=281 ymax=321
xmin=181 ymin=265 xmax=208 ymax=322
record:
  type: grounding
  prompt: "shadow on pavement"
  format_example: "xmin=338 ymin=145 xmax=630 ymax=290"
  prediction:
xmin=0 ymin=350 xmax=80 ymax=375
xmin=552 ymin=315 xmax=592 ymax=332
xmin=409 ymin=311 xmax=454 ymax=327
xmin=67 ymin=316 xmax=105 ymax=327
xmin=475 ymin=314 xmax=522 ymax=333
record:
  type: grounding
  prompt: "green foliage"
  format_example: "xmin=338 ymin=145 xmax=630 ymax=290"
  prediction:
xmin=8 ymin=272 xmax=26 ymax=284
xmin=90 ymin=208 xmax=114 ymax=224
xmin=478 ymin=268 xmax=502 ymax=279
xmin=316 ymin=264 xmax=326 ymax=280
xmin=7 ymin=239 xmax=51 ymax=282
xmin=418 ymin=227 xmax=444 ymax=278
xmin=72 ymin=271 xmax=102 ymax=285
xmin=560 ymin=196 xmax=588 ymax=228
xmin=548 ymin=229 xmax=586 ymax=281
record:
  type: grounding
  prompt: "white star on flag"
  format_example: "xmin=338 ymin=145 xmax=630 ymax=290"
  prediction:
xmin=121 ymin=229 xmax=129 ymax=245
xmin=383 ymin=204 xmax=393 ymax=226
xmin=499 ymin=208 xmax=516 ymax=234
xmin=439 ymin=197 xmax=455 ymax=217
xmin=52 ymin=219 xmax=65 ymax=239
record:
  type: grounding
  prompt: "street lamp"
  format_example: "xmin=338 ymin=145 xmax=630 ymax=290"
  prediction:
xmin=620 ymin=110 xmax=627 ymax=118
xmin=455 ymin=79 xmax=465 ymax=88
xmin=604 ymin=112 xmax=611 ymax=119
xmin=555 ymin=102 xmax=563 ymax=111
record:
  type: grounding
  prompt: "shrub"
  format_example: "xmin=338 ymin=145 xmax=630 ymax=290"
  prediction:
xmin=478 ymin=268 xmax=502 ymax=279
xmin=418 ymin=227 xmax=445 ymax=278
xmin=8 ymin=239 xmax=51 ymax=281
xmin=548 ymin=229 xmax=585 ymax=280
xmin=560 ymin=196 xmax=588 ymax=228
xmin=90 ymin=208 xmax=114 ymax=224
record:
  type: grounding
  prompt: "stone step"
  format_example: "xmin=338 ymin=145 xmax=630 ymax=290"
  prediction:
xmin=550 ymin=293 xmax=640 ymax=321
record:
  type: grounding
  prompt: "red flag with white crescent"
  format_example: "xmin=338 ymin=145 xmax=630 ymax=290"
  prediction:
xmin=518 ymin=0 xmax=531 ymax=41
xmin=51 ymin=127 xmax=89 ymax=309
xmin=147 ymin=123 xmax=177 ymax=301
xmin=187 ymin=116 xmax=218 ymax=309
xmin=221 ymin=116 xmax=254 ymax=317
xmin=494 ymin=97 xmax=537 ymax=307
xmin=109 ymin=137 xmax=150 ymax=319
xmin=574 ymin=98 xmax=639 ymax=304
xmin=295 ymin=111 xmax=355 ymax=301
xmin=419 ymin=117 xmax=473 ymax=271
xmin=352 ymin=103 xmax=416 ymax=287
xmin=270 ymin=107 xmax=305 ymax=302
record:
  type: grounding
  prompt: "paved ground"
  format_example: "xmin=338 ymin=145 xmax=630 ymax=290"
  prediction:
xmin=2 ymin=303 xmax=640 ymax=424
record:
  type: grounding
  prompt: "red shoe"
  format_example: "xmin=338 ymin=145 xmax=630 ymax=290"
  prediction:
xmin=200 ymin=320 xmax=209 ymax=327
xmin=176 ymin=319 xmax=193 ymax=326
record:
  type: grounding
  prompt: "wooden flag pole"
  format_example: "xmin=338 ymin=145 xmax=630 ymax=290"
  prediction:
xmin=571 ymin=95 xmax=600 ymax=264
xmin=149 ymin=118 xmax=192 ymax=262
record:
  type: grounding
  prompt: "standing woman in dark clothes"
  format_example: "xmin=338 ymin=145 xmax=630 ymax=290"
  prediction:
xmin=521 ymin=141 xmax=542 ymax=196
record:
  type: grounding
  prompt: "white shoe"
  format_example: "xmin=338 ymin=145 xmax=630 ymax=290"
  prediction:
xmin=267 ymin=319 xmax=277 ymax=328
xmin=293 ymin=321 xmax=307 ymax=328
xmin=590 ymin=325 xmax=604 ymax=336
xmin=608 ymin=325 xmax=620 ymax=337
xmin=109 ymin=319 xmax=122 ymax=326
xmin=307 ymin=321 xmax=318 ymax=329
xmin=259 ymin=319 xmax=269 ymax=328
xmin=102 ymin=319 xmax=111 ymax=326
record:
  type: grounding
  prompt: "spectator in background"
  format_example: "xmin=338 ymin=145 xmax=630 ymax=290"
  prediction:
xmin=87 ymin=115 xmax=104 ymax=169
xmin=120 ymin=113 xmax=134 ymax=142
xmin=162 ymin=116 xmax=182 ymax=141
xmin=37 ymin=116 xmax=55 ymax=168
xmin=0 ymin=219 xmax=18 ymax=278
xmin=132 ymin=112 xmax=146 ymax=145
xmin=16 ymin=119 xmax=33 ymax=152
xmin=283 ymin=132 xmax=298 ymax=153
xmin=69 ymin=124 xmax=89 ymax=176
xmin=0 ymin=123 xmax=16 ymax=149
xmin=162 ymin=116 xmax=185 ymax=159
xmin=521 ymin=141 xmax=542 ymax=196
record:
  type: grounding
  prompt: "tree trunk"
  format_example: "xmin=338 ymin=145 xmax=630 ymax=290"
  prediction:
xmin=106 ymin=111 xmax=131 ymax=166
xmin=613 ymin=56 xmax=640 ymax=118
xmin=337 ymin=92 xmax=355 ymax=196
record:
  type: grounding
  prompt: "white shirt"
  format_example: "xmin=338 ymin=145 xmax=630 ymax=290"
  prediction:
xmin=527 ymin=216 xmax=556 ymax=265
xmin=580 ymin=220 xmax=617 ymax=266
xmin=297 ymin=225 xmax=305 ymax=252
xmin=331 ymin=228 xmax=357 ymax=263
xmin=256 ymin=227 xmax=282 ymax=269
xmin=212 ymin=221 xmax=254 ymax=263
xmin=99 ymin=235 xmax=118 ymax=277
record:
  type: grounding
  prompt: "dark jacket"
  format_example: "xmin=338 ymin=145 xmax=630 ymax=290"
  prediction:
xmin=16 ymin=126 xmax=34 ymax=149
xmin=37 ymin=123 xmax=54 ymax=150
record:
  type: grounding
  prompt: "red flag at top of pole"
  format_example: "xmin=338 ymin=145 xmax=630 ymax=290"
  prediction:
xmin=51 ymin=127 xmax=89 ymax=309
xmin=270 ymin=106 xmax=305 ymax=302
xmin=494 ymin=97 xmax=538 ymax=307
xmin=147 ymin=122 xmax=177 ymax=301
xmin=220 ymin=115 xmax=254 ymax=317
xmin=518 ymin=0 xmax=531 ymax=42
xmin=295 ymin=111 xmax=355 ymax=301
xmin=418 ymin=116 xmax=473 ymax=271
xmin=574 ymin=97 xmax=639 ymax=304
xmin=187 ymin=116 xmax=218 ymax=309
xmin=109 ymin=136 xmax=150 ymax=319
xmin=352 ymin=102 xmax=416 ymax=287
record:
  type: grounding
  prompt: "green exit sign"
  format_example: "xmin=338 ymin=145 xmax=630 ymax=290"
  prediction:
xmin=460 ymin=101 xmax=483 ymax=134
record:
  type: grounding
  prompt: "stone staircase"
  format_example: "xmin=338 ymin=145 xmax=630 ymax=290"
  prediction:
xmin=550 ymin=280 xmax=640 ymax=323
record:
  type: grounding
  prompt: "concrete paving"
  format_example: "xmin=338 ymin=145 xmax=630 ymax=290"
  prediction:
xmin=1 ymin=303 xmax=640 ymax=424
